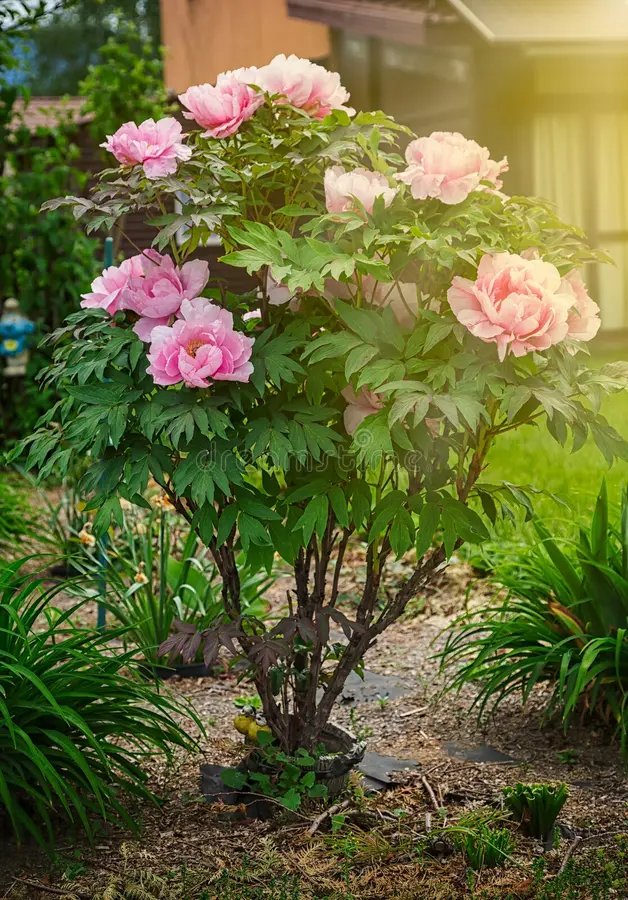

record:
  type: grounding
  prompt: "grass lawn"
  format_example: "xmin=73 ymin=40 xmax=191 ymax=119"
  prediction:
xmin=485 ymin=347 xmax=628 ymax=525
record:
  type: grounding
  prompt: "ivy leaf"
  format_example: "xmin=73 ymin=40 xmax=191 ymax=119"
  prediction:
xmin=221 ymin=769 xmax=248 ymax=790
xmin=281 ymin=788 xmax=302 ymax=811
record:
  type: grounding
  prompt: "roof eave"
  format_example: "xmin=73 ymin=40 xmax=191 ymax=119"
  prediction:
xmin=287 ymin=0 xmax=457 ymax=45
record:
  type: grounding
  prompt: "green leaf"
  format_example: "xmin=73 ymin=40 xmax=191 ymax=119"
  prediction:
xmin=439 ymin=496 xmax=490 ymax=543
xmin=295 ymin=495 xmax=329 ymax=545
xmin=368 ymin=490 xmax=406 ymax=544
xmin=329 ymin=486 xmax=350 ymax=529
xmin=107 ymin=405 xmax=128 ymax=448
xmin=66 ymin=383 xmax=128 ymax=406
xmin=388 ymin=392 xmax=427 ymax=429
xmin=216 ymin=504 xmax=239 ymax=546
xmin=416 ymin=503 xmax=439 ymax=558
xmin=281 ymin=788 xmax=302 ymax=811
xmin=268 ymin=521 xmax=298 ymax=565
xmin=424 ymin=322 xmax=453 ymax=354
xmin=334 ymin=299 xmax=380 ymax=344
xmin=353 ymin=412 xmax=394 ymax=466
xmin=350 ymin=480 xmax=372 ymax=529
xmin=357 ymin=359 xmax=405 ymax=391
xmin=345 ymin=344 xmax=379 ymax=380
xmin=238 ymin=513 xmax=271 ymax=549
xmin=390 ymin=510 xmax=415 ymax=559
xmin=221 ymin=769 xmax=248 ymax=790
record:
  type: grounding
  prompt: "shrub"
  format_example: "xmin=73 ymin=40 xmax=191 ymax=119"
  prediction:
xmin=16 ymin=57 xmax=628 ymax=757
xmin=441 ymin=480 xmax=628 ymax=753
xmin=0 ymin=558 xmax=199 ymax=847
xmin=502 ymin=782 xmax=569 ymax=841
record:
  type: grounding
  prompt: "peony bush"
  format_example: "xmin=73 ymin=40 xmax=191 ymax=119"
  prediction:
xmin=19 ymin=53 xmax=628 ymax=754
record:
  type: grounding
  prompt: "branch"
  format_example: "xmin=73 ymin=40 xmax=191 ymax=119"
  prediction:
xmin=558 ymin=836 xmax=582 ymax=874
xmin=13 ymin=878 xmax=88 ymax=900
xmin=329 ymin=528 xmax=351 ymax=607
xmin=307 ymin=798 xmax=350 ymax=836
xmin=420 ymin=775 xmax=440 ymax=813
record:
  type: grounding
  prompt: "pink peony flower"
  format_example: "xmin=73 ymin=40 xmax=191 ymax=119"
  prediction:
xmin=266 ymin=271 xmax=293 ymax=306
xmin=147 ymin=298 xmax=254 ymax=387
xmin=561 ymin=269 xmax=601 ymax=343
xmin=482 ymin=155 xmax=510 ymax=192
xmin=122 ymin=253 xmax=210 ymax=341
xmin=80 ymin=255 xmax=145 ymax=314
xmin=179 ymin=73 xmax=264 ymax=139
xmin=447 ymin=252 xmax=574 ymax=360
xmin=101 ymin=118 xmax=191 ymax=179
xmin=265 ymin=271 xmax=301 ymax=311
xmin=254 ymin=54 xmax=354 ymax=119
xmin=324 ymin=166 xmax=397 ymax=216
xmin=395 ymin=131 xmax=508 ymax=205
xmin=341 ymin=386 xmax=383 ymax=435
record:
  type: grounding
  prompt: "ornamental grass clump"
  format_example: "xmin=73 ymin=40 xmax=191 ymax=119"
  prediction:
xmin=441 ymin=480 xmax=628 ymax=755
xmin=0 ymin=558 xmax=198 ymax=847
xmin=16 ymin=54 xmax=628 ymax=756
xmin=458 ymin=823 xmax=515 ymax=870
xmin=502 ymin=782 xmax=569 ymax=841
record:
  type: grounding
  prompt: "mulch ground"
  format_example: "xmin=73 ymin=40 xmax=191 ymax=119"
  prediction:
xmin=1 ymin=547 xmax=627 ymax=899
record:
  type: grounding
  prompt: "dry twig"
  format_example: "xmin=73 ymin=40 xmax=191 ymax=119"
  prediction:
xmin=307 ymin=798 xmax=350 ymax=836
xmin=12 ymin=878 xmax=88 ymax=900
xmin=421 ymin=775 xmax=441 ymax=812
xmin=398 ymin=706 xmax=428 ymax=719
xmin=558 ymin=836 xmax=582 ymax=874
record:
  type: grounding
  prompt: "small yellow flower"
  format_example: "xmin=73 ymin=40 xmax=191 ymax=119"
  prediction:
xmin=152 ymin=492 xmax=174 ymax=511
xmin=3 ymin=339 xmax=18 ymax=353
xmin=78 ymin=524 xmax=96 ymax=548
xmin=134 ymin=562 xmax=149 ymax=585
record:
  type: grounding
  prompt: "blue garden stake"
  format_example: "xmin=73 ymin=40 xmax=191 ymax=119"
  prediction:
xmin=97 ymin=236 xmax=115 ymax=631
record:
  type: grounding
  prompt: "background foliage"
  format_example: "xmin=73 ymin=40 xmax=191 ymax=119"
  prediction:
xmin=79 ymin=17 xmax=168 ymax=151
xmin=7 ymin=1 xmax=160 ymax=95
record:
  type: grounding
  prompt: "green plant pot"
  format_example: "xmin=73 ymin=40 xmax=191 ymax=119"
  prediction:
xmin=246 ymin=723 xmax=366 ymax=799
xmin=313 ymin=723 xmax=367 ymax=797
xmin=139 ymin=661 xmax=215 ymax=681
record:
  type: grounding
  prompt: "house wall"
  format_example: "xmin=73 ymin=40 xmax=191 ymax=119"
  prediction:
xmin=160 ymin=0 xmax=330 ymax=93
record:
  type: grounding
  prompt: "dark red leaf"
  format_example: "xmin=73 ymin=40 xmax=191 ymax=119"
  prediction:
xmin=247 ymin=638 xmax=286 ymax=673
xmin=296 ymin=616 xmax=317 ymax=644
